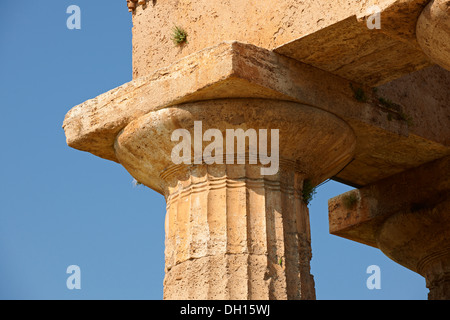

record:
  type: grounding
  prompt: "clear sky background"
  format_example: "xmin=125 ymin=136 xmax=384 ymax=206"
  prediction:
xmin=0 ymin=0 xmax=428 ymax=300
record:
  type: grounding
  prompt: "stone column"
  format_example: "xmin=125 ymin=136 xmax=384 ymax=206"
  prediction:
xmin=377 ymin=198 xmax=450 ymax=300
xmin=160 ymin=163 xmax=313 ymax=299
xmin=329 ymin=156 xmax=450 ymax=300
xmin=114 ymin=99 xmax=356 ymax=299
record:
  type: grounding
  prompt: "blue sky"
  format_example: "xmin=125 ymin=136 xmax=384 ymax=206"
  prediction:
xmin=0 ymin=0 xmax=428 ymax=300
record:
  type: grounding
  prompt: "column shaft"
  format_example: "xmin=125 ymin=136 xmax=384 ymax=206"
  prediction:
xmin=162 ymin=163 xmax=315 ymax=300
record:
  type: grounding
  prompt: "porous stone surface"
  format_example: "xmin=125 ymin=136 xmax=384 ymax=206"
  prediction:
xmin=131 ymin=0 xmax=441 ymax=86
xmin=417 ymin=0 xmax=450 ymax=70
xmin=376 ymin=65 xmax=450 ymax=146
xmin=131 ymin=0 xmax=369 ymax=78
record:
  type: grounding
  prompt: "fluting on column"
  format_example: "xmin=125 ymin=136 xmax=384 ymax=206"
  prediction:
xmin=161 ymin=162 xmax=315 ymax=300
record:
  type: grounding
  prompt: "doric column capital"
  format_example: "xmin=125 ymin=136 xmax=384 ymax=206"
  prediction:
xmin=114 ymin=99 xmax=356 ymax=196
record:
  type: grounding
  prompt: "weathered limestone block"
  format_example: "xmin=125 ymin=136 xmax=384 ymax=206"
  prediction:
xmin=131 ymin=0 xmax=372 ymax=77
xmin=63 ymin=42 xmax=449 ymax=190
xmin=131 ymin=0 xmax=437 ymax=86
